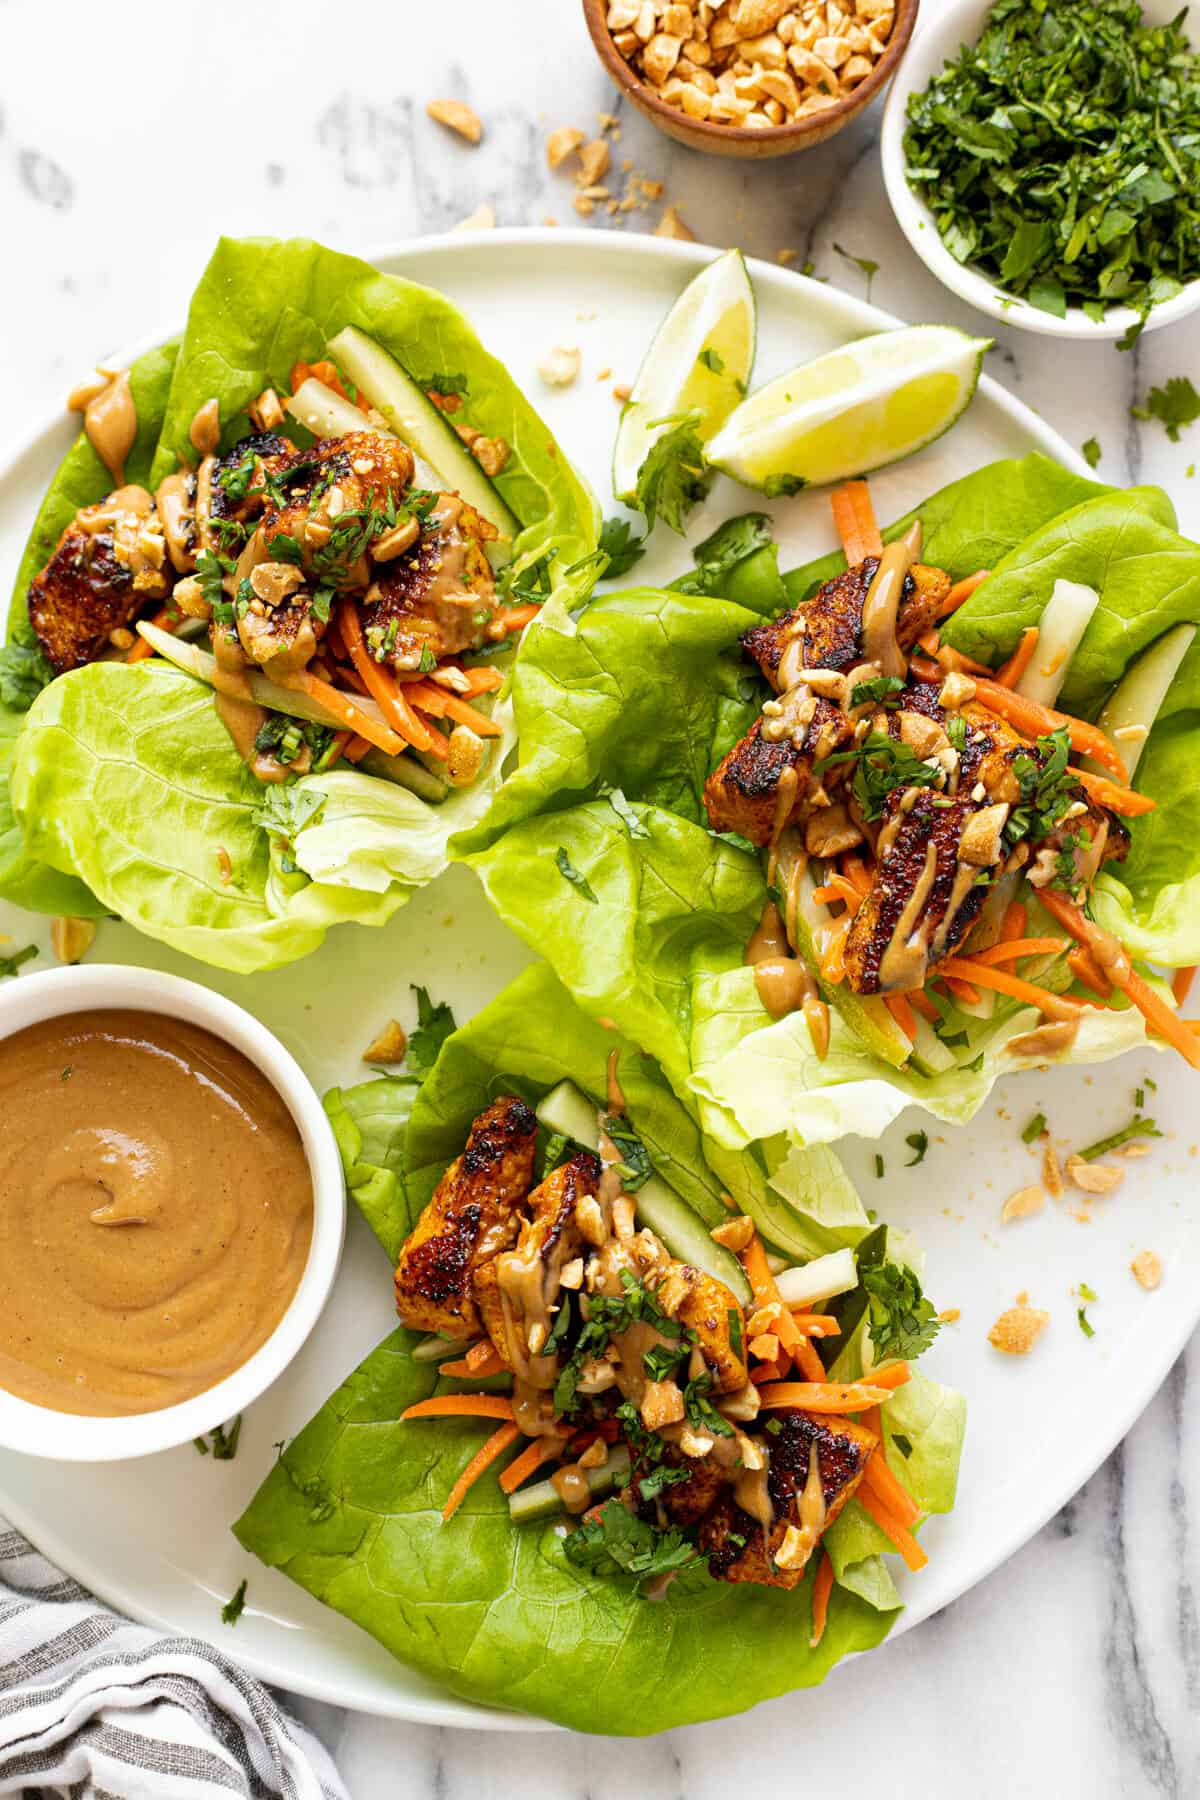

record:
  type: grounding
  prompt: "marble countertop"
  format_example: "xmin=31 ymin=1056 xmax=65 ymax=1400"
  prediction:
xmin=4 ymin=0 xmax=1198 ymax=1791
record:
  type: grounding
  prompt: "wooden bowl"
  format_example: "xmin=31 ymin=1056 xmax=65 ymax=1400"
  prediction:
xmin=581 ymin=0 xmax=920 ymax=158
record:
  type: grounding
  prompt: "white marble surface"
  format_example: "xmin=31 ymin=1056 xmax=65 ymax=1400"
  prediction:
xmin=4 ymin=0 xmax=1200 ymax=1792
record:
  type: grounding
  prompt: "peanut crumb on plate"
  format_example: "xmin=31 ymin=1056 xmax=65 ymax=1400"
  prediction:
xmin=426 ymin=99 xmax=483 ymax=144
xmin=1001 ymin=1185 xmax=1044 ymax=1224
xmin=655 ymin=204 xmax=695 ymax=239
xmin=451 ymin=202 xmax=495 ymax=232
xmin=1065 ymin=1154 xmax=1124 ymax=1195
xmin=1131 ymin=1249 xmax=1162 ymax=1290
xmin=537 ymin=344 xmax=582 ymax=387
xmin=988 ymin=1304 xmax=1050 ymax=1356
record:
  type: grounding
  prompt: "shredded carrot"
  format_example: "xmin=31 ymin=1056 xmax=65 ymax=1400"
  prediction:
xmin=790 ymin=1314 xmax=841 ymax=1337
xmin=320 ymin=730 xmax=353 ymax=771
xmin=791 ymin=1336 xmax=828 ymax=1382
xmin=1037 ymin=889 xmax=1200 ymax=1070
xmin=1068 ymin=945 xmax=1111 ymax=1000
xmin=909 ymin=988 xmax=940 ymax=1024
xmin=496 ymin=603 xmax=541 ymax=634
xmin=1000 ymin=900 xmax=1028 ymax=943
xmin=439 ymin=1344 xmax=506 ymax=1380
xmin=739 ymin=1232 xmax=781 ymax=1308
xmin=757 ymin=1381 xmax=890 ymax=1413
xmin=339 ymin=601 xmax=435 ymax=751
xmin=971 ymin=937 xmax=1070 ymax=967
xmin=940 ymin=975 xmax=981 ymax=1006
xmin=820 ymin=917 xmax=850 ymax=986
xmin=809 ymin=1551 xmax=835 ymax=1648
xmin=127 ymin=607 xmax=175 ymax=662
xmin=884 ymin=992 xmax=918 ymax=1041
xmin=858 ymin=1484 xmax=928 ymax=1571
xmin=997 ymin=625 xmax=1039 ymax=689
xmin=937 ymin=569 xmax=990 ymax=618
xmin=404 ymin=681 xmax=503 ymax=738
xmin=937 ymin=955 xmax=1082 ymax=1022
xmin=862 ymin=1451 xmax=921 ymax=1528
xmin=498 ymin=1437 xmax=561 ymax=1495
xmin=1070 ymin=767 xmax=1157 ymax=818
xmin=1174 ymin=966 xmax=1197 ymax=1006
xmin=441 ymin=1422 xmax=521 ymax=1522
xmin=290 ymin=358 xmax=368 ymax=410
xmin=867 ymin=1362 xmax=911 ymax=1392
xmin=457 ymin=665 xmax=504 ymax=695
xmin=935 ymin=642 xmax=992 ymax=677
xmin=840 ymin=853 xmax=874 ymax=897
xmin=831 ymin=480 xmax=883 ymax=566
xmin=344 ymin=733 xmax=372 ymax=763
xmin=970 ymin=677 xmax=1129 ymax=783
xmin=401 ymin=1395 xmax=515 ymax=1422
xmin=813 ymin=875 xmax=863 ymax=912
xmin=916 ymin=628 xmax=941 ymax=656
xmin=275 ymin=669 xmax=405 ymax=758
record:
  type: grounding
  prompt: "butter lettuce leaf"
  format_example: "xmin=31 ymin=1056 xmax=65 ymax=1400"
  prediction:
xmin=4 ymin=237 xmax=598 ymax=968
xmin=237 ymin=965 xmax=964 ymax=1733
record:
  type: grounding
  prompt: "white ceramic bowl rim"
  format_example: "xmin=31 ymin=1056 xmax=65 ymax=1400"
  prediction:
xmin=0 ymin=964 xmax=345 ymax=1461
xmin=880 ymin=0 xmax=1200 ymax=339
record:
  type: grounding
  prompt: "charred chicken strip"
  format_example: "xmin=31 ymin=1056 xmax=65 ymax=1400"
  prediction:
xmin=393 ymin=1096 xmax=537 ymax=1339
xmin=28 ymin=487 xmax=172 ymax=673
xmin=475 ymin=1149 xmax=599 ymax=1373
xmin=360 ymin=491 xmax=499 ymax=670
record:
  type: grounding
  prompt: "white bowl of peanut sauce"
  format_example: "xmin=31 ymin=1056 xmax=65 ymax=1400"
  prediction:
xmin=0 ymin=965 xmax=344 ymax=1460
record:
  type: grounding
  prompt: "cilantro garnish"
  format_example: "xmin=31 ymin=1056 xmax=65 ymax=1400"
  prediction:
xmin=902 ymin=0 xmax=1200 ymax=326
xmin=407 ymin=985 xmax=456 ymax=1078
xmin=850 ymin=675 xmax=906 ymax=710
xmin=905 ymin=1130 xmax=929 ymax=1167
xmin=1004 ymin=728 xmax=1080 ymax=848
xmin=862 ymin=1260 xmax=940 ymax=1362
xmin=194 ymin=1415 xmax=243 ymax=1460
xmin=266 ymin=532 xmax=305 ymax=566
xmin=217 ymin=448 xmax=259 ymax=501
xmin=674 ymin=512 xmax=775 ymax=597
xmin=601 ymin=1113 xmax=653 ymax=1190
xmin=195 ymin=547 xmax=234 ymax=609
xmin=833 ymin=242 xmax=880 ymax=301
xmin=596 ymin=516 xmax=647 ymax=580
xmin=1077 ymin=1307 xmax=1096 ymax=1339
xmin=1081 ymin=437 xmax=1102 ymax=470
xmin=633 ymin=413 xmax=712 ymax=535
xmin=682 ymin=1368 xmax=734 ymax=1439
xmin=554 ymin=1270 xmax=681 ymax=1416
xmin=637 ymin=1464 xmax=693 ymax=1503
xmin=554 ymin=846 xmax=599 ymax=904
xmin=562 ymin=1498 xmax=700 ymax=1584
xmin=818 ymin=730 xmax=944 ymax=822
xmin=698 ymin=347 xmax=725 ymax=375
xmin=1132 ymin=377 xmax=1200 ymax=443
xmin=221 ymin=1579 xmax=248 ymax=1625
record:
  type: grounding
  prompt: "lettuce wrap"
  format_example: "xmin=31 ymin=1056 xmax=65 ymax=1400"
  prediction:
xmin=454 ymin=455 xmax=1198 ymax=1149
xmin=2 ymin=237 xmax=599 ymax=972
xmin=235 ymin=964 xmax=964 ymax=1733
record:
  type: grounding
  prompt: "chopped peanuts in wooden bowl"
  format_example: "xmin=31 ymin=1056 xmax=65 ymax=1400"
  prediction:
xmin=582 ymin=0 xmax=919 ymax=157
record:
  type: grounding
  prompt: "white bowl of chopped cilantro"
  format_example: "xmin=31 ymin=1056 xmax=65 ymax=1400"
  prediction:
xmin=881 ymin=0 xmax=1200 ymax=342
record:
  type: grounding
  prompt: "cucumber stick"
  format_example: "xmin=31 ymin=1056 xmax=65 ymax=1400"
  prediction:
xmin=1092 ymin=623 xmax=1196 ymax=781
xmin=508 ymin=1447 xmax=632 ymax=1523
xmin=534 ymin=1081 xmax=752 ymax=1304
xmin=327 ymin=326 xmax=519 ymax=543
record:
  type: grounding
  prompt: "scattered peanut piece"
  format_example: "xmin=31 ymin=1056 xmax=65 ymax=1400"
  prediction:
xmin=452 ymin=202 xmax=495 ymax=232
xmin=612 ymin=382 xmax=633 ymax=402
xmin=938 ymin=1307 xmax=961 ymax=1324
xmin=1001 ymin=1184 xmax=1045 ymax=1224
xmin=1065 ymin=1154 xmax=1124 ymax=1195
xmin=1131 ymin=1249 xmax=1162 ymax=1290
xmin=989 ymin=1304 xmax=1050 ymax=1356
xmin=578 ymin=138 xmax=612 ymax=187
xmin=712 ymin=1214 xmax=755 ymax=1252
xmin=655 ymin=204 xmax=695 ymax=239
xmin=362 ymin=1020 xmax=408 ymax=1065
xmin=537 ymin=344 xmax=582 ymax=388
xmin=50 ymin=917 xmax=95 ymax=965
xmin=426 ymin=99 xmax=483 ymax=144
xmin=546 ymin=125 xmax=586 ymax=170
xmin=1042 ymin=1138 xmax=1064 ymax=1200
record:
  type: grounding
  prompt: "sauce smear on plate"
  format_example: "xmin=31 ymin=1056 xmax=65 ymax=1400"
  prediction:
xmin=0 ymin=1009 xmax=312 ymax=1416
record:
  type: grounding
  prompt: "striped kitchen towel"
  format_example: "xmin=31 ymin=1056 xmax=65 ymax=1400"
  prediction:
xmin=0 ymin=1519 xmax=347 ymax=1799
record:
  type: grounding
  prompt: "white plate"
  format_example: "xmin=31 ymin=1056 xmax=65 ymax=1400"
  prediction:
xmin=0 ymin=231 xmax=1195 ymax=1730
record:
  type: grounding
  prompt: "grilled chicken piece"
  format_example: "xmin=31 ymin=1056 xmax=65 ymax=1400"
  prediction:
xmin=393 ymin=1096 xmax=537 ymax=1338
xmin=655 ymin=1263 xmax=748 ymax=1394
xmin=475 ymin=1150 xmax=600 ymax=1369
xmin=704 ymin=706 xmax=853 ymax=847
xmin=28 ymin=486 xmax=172 ymax=673
xmin=360 ymin=492 xmax=499 ymax=671
xmin=635 ymin=1449 xmax=728 ymax=1528
xmin=258 ymin=432 xmax=416 ymax=587
xmin=196 ymin=431 xmax=291 ymax=559
xmin=743 ymin=560 xmax=950 ymax=690
xmin=700 ymin=1408 xmax=875 ymax=1588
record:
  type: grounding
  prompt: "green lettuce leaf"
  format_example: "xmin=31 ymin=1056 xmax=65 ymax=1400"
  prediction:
xmin=6 ymin=236 xmax=598 ymax=969
xmin=236 ymin=964 xmax=963 ymax=1732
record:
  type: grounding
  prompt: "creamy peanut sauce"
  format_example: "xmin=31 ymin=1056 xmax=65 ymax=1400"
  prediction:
xmin=74 ymin=369 xmax=138 ymax=487
xmin=861 ymin=522 xmax=922 ymax=678
xmin=189 ymin=398 xmax=222 ymax=458
xmin=0 ymin=1011 xmax=312 ymax=1416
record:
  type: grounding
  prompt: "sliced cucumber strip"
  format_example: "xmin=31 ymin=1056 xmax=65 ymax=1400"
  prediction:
xmin=775 ymin=1248 xmax=858 ymax=1308
xmin=286 ymin=376 xmax=375 ymax=443
xmin=411 ymin=1334 xmax=465 ymax=1363
xmin=1016 ymin=579 xmax=1099 ymax=707
xmin=327 ymin=325 xmax=519 ymax=543
xmin=508 ymin=1447 xmax=632 ymax=1524
xmin=534 ymin=1081 xmax=752 ymax=1303
xmin=908 ymin=1013 xmax=958 ymax=1076
xmin=1092 ymin=623 xmax=1196 ymax=781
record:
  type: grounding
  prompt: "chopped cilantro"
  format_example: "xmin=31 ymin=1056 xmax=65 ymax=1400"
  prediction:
xmin=596 ymin=515 xmax=647 ymax=580
xmin=818 ymin=730 xmax=945 ymax=822
xmin=874 ymin=1154 xmax=885 ymax=1179
xmin=217 ymin=448 xmax=258 ymax=500
xmin=633 ymin=413 xmax=712 ymax=535
xmin=905 ymin=1130 xmax=929 ymax=1167
xmin=195 ymin=547 xmax=234 ymax=609
xmin=555 ymin=846 xmax=599 ymax=904
xmin=221 ymin=1579 xmax=248 ymax=1625
xmin=194 ymin=1415 xmax=243 ymax=1460
xmin=892 ymin=1433 xmax=914 ymax=1459
xmin=1081 ymin=437 xmax=1102 ymax=469
xmin=728 ymin=1307 xmax=744 ymax=1360
xmin=643 ymin=1341 xmax=688 ymax=1383
xmin=682 ymin=1369 xmax=734 ymax=1439
xmin=637 ymin=1463 xmax=692 ymax=1502
xmin=266 ymin=532 xmax=305 ymax=566
xmin=862 ymin=1260 xmax=940 ymax=1362
xmin=601 ymin=1113 xmax=653 ymax=1190
xmin=832 ymin=242 xmax=880 ymax=300
xmin=673 ymin=511 xmax=774 ymax=596
xmin=697 ymin=347 xmax=725 ymax=375
xmin=1077 ymin=1306 xmax=1095 ymax=1339
xmin=850 ymin=675 xmax=906 ymax=710
xmin=562 ymin=1498 xmax=699 ymax=1584
xmin=1132 ymin=377 xmax=1200 ymax=443
xmin=407 ymin=986 xmax=456 ymax=1078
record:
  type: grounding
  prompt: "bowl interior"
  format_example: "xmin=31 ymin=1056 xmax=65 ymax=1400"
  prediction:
xmin=880 ymin=0 xmax=1200 ymax=338
xmin=0 ymin=966 xmax=344 ymax=1461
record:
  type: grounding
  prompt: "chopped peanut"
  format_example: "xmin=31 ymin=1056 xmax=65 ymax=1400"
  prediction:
xmin=362 ymin=1020 xmax=408 ymax=1064
xmin=537 ymin=344 xmax=582 ymax=388
xmin=1065 ymin=1154 xmax=1125 ymax=1196
xmin=426 ymin=99 xmax=483 ymax=144
xmin=1131 ymin=1250 xmax=1162 ymax=1290
xmin=546 ymin=125 xmax=586 ymax=170
xmin=988 ymin=1304 xmax=1050 ymax=1356
xmin=712 ymin=1213 xmax=755 ymax=1252
xmin=51 ymin=917 xmax=96 ymax=965
xmin=655 ymin=204 xmax=695 ymax=239
xmin=1001 ymin=1184 xmax=1044 ymax=1224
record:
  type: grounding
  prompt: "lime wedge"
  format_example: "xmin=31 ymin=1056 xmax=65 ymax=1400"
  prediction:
xmin=705 ymin=324 xmax=992 ymax=494
xmin=613 ymin=248 xmax=756 ymax=504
